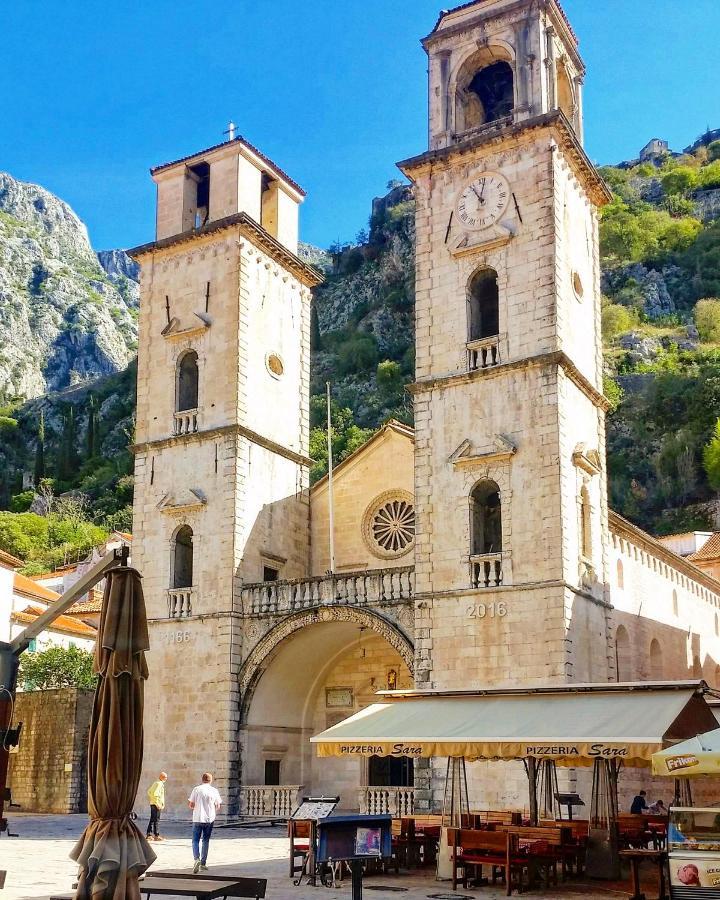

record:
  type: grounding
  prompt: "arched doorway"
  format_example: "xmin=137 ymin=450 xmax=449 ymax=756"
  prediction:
xmin=239 ymin=609 xmax=414 ymax=811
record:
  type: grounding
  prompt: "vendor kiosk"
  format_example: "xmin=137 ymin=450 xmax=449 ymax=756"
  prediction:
xmin=668 ymin=807 xmax=720 ymax=896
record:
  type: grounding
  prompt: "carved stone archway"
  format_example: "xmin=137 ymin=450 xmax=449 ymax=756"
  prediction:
xmin=239 ymin=606 xmax=414 ymax=720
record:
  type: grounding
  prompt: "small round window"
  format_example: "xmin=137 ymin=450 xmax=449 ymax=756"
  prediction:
xmin=266 ymin=353 xmax=284 ymax=379
xmin=572 ymin=271 xmax=584 ymax=301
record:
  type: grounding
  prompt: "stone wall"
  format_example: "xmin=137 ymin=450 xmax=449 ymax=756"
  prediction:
xmin=8 ymin=688 xmax=93 ymax=813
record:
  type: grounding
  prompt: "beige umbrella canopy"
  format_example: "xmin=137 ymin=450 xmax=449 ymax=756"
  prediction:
xmin=70 ymin=568 xmax=156 ymax=900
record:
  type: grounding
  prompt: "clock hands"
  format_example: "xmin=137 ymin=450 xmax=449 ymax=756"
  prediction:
xmin=471 ymin=184 xmax=486 ymax=206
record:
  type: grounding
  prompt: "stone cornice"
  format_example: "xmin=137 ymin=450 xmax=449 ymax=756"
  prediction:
xmin=609 ymin=511 xmax=720 ymax=598
xmin=415 ymin=578 xmax=611 ymax=608
xmin=398 ymin=111 xmax=611 ymax=207
xmin=127 ymin=212 xmax=324 ymax=288
xmin=131 ymin=423 xmax=313 ymax=468
xmin=408 ymin=350 xmax=610 ymax=411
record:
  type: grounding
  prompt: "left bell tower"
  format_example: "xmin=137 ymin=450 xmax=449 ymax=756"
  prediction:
xmin=129 ymin=134 xmax=322 ymax=815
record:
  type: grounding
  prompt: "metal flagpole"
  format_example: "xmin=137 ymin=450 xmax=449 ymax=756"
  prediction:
xmin=326 ymin=381 xmax=336 ymax=573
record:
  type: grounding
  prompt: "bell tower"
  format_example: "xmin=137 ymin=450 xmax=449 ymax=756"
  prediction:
xmin=401 ymin=0 xmax=614 ymax=695
xmin=130 ymin=134 xmax=322 ymax=814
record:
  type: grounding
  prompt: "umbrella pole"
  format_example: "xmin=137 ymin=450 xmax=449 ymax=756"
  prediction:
xmin=525 ymin=757 xmax=538 ymax=825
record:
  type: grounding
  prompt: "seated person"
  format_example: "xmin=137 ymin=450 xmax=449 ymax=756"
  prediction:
xmin=630 ymin=790 xmax=649 ymax=814
xmin=647 ymin=799 xmax=667 ymax=815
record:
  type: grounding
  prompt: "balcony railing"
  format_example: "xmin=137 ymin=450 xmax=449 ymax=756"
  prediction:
xmin=174 ymin=408 xmax=199 ymax=436
xmin=360 ymin=787 xmax=415 ymax=817
xmin=470 ymin=553 xmax=504 ymax=588
xmin=467 ymin=335 xmax=501 ymax=371
xmin=167 ymin=587 xmax=193 ymax=618
xmin=240 ymin=785 xmax=302 ymax=818
xmin=242 ymin=566 xmax=414 ymax=616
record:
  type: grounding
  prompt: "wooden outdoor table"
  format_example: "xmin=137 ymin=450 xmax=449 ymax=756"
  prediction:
xmin=150 ymin=871 xmax=267 ymax=898
xmin=619 ymin=849 xmax=669 ymax=900
xmin=139 ymin=876 xmax=244 ymax=899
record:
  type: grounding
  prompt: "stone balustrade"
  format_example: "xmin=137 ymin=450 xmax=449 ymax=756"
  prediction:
xmin=167 ymin=587 xmax=193 ymax=618
xmin=467 ymin=335 xmax=501 ymax=370
xmin=470 ymin=553 xmax=504 ymax=588
xmin=360 ymin=786 xmax=415 ymax=817
xmin=242 ymin=567 xmax=414 ymax=616
xmin=173 ymin=408 xmax=199 ymax=435
xmin=240 ymin=785 xmax=302 ymax=818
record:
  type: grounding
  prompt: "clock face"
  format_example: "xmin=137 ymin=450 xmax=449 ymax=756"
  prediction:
xmin=456 ymin=172 xmax=511 ymax=230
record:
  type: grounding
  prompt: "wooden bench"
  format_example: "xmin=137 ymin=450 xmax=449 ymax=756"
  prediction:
xmin=450 ymin=828 xmax=528 ymax=895
xmin=503 ymin=825 xmax=573 ymax=885
xmin=472 ymin=810 xmax=522 ymax=827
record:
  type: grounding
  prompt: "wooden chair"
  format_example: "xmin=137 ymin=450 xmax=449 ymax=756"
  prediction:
xmin=450 ymin=828 xmax=528 ymax=896
xmin=288 ymin=819 xmax=312 ymax=878
xmin=504 ymin=825 xmax=571 ymax=885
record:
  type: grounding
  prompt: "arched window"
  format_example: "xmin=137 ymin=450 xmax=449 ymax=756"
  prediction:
xmin=470 ymin=480 xmax=502 ymax=556
xmin=556 ymin=62 xmax=575 ymax=122
xmin=616 ymin=625 xmax=631 ymax=682
xmin=468 ymin=268 xmax=499 ymax=342
xmin=650 ymin=639 xmax=663 ymax=680
xmin=173 ymin=525 xmax=194 ymax=589
xmin=176 ymin=350 xmax=199 ymax=412
xmin=616 ymin=559 xmax=624 ymax=590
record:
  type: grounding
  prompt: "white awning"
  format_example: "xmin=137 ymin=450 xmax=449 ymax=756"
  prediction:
xmin=311 ymin=682 xmax=717 ymax=767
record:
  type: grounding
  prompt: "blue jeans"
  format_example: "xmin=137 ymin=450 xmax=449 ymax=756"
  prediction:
xmin=192 ymin=822 xmax=214 ymax=864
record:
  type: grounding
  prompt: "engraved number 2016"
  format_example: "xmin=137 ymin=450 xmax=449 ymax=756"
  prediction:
xmin=467 ymin=602 xmax=508 ymax=619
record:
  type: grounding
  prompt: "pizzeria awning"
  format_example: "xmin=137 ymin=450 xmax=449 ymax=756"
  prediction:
xmin=311 ymin=682 xmax=718 ymax=767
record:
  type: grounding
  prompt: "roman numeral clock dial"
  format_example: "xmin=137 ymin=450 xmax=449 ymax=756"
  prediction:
xmin=456 ymin=172 xmax=511 ymax=230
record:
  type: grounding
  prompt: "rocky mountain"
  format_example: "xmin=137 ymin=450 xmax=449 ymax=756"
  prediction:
xmin=3 ymin=129 xmax=720 ymax=543
xmin=0 ymin=173 xmax=139 ymax=402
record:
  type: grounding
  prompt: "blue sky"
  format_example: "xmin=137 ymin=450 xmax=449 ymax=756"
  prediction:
xmin=1 ymin=1 xmax=717 ymax=252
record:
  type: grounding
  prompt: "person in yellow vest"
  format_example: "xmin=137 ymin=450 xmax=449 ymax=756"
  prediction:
xmin=146 ymin=772 xmax=168 ymax=841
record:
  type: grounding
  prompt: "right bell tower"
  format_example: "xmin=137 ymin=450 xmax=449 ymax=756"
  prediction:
xmin=400 ymin=0 xmax=615 ymax=691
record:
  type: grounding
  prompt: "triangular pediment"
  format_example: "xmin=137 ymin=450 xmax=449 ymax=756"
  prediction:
xmin=157 ymin=487 xmax=208 ymax=514
xmin=449 ymin=435 xmax=517 ymax=467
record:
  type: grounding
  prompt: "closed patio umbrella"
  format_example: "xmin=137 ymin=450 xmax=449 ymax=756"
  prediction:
xmin=70 ymin=567 xmax=156 ymax=899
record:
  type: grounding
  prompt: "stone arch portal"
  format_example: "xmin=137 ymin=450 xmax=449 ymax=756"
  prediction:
xmin=238 ymin=606 xmax=415 ymax=809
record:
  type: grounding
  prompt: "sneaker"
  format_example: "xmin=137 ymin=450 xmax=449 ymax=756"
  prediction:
xmin=200 ymin=864 xmax=209 ymax=871
xmin=146 ymin=835 xmax=155 ymax=842
xmin=155 ymin=835 xmax=166 ymax=842
xmin=193 ymin=860 xmax=201 ymax=874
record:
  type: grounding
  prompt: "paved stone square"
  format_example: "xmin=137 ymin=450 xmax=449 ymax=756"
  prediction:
xmin=0 ymin=814 xmax=662 ymax=900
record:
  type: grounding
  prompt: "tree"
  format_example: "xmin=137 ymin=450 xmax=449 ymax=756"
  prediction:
xmin=86 ymin=394 xmax=97 ymax=459
xmin=310 ymin=305 xmax=322 ymax=351
xmin=18 ymin=645 xmax=96 ymax=690
xmin=695 ymin=299 xmax=720 ymax=343
xmin=601 ymin=304 xmax=635 ymax=340
xmin=703 ymin=419 xmax=720 ymax=492
xmin=708 ymin=141 xmax=720 ymax=163
xmin=376 ymin=360 xmax=404 ymax=397
xmin=661 ymin=166 xmax=698 ymax=197
xmin=699 ymin=161 xmax=720 ymax=190
xmin=34 ymin=410 xmax=45 ymax=487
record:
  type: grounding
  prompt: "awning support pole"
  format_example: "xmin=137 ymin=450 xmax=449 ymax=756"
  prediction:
xmin=525 ymin=756 xmax=538 ymax=825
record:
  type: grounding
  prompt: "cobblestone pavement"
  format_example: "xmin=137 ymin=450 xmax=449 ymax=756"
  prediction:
xmin=1 ymin=814 xmax=650 ymax=900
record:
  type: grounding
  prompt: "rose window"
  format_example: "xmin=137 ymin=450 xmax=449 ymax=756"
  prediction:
xmin=363 ymin=492 xmax=415 ymax=559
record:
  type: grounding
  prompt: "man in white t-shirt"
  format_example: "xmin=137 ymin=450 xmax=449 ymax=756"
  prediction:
xmin=188 ymin=772 xmax=222 ymax=873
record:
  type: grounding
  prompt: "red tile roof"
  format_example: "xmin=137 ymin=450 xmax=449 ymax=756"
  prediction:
xmin=689 ymin=533 xmax=720 ymax=563
xmin=13 ymin=572 xmax=61 ymax=603
xmin=11 ymin=604 xmax=97 ymax=638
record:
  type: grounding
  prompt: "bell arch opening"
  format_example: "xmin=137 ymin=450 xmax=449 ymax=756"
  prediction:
xmin=239 ymin=610 xmax=414 ymax=812
xmin=176 ymin=350 xmax=199 ymax=412
xmin=454 ymin=48 xmax=515 ymax=134
xmin=468 ymin=268 xmax=500 ymax=342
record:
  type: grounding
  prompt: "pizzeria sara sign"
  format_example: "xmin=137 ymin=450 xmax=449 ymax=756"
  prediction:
xmin=334 ymin=743 xmax=634 ymax=758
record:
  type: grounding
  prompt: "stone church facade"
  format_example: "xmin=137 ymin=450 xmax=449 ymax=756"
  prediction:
xmin=130 ymin=0 xmax=720 ymax=819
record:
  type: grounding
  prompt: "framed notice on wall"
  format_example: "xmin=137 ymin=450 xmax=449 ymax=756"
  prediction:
xmin=326 ymin=687 xmax=353 ymax=708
